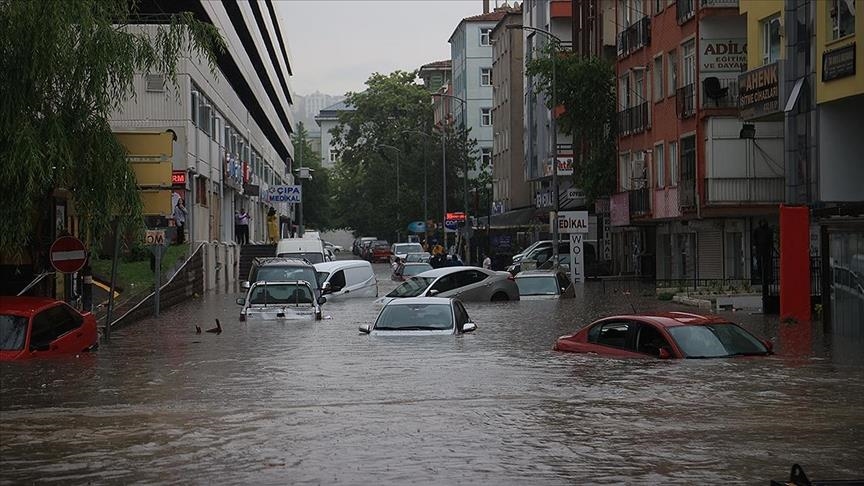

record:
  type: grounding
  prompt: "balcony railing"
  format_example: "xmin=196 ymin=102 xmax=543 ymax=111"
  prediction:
xmin=616 ymin=102 xmax=649 ymax=136
xmin=705 ymin=177 xmax=785 ymax=204
xmin=700 ymin=0 xmax=738 ymax=7
xmin=677 ymin=0 xmax=695 ymax=23
xmin=629 ymin=187 xmax=651 ymax=217
xmin=701 ymin=76 xmax=739 ymax=109
xmin=617 ymin=16 xmax=651 ymax=58
xmin=676 ymin=84 xmax=695 ymax=118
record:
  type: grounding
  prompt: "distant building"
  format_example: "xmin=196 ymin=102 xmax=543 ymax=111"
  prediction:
xmin=418 ymin=59 xmax=452 ymax=93
xmin=314 ymin=99 xmax=354 ymax=169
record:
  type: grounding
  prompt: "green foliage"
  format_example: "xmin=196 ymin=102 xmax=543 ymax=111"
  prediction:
xmin=0 ymin=0 xmax=224 ymax=256
xmin=329 ymin=71 xmax=477 ymax=240
xmin=293 ymin=122 xmax=332 ymax=230
xmin=526 ymin=46 xmax=617 ymax=203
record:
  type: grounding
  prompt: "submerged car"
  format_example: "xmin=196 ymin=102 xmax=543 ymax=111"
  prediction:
xmin=554 ymin=312 xmax=773 ymax=359
xmin=0 ymin=297 xmax=98 ymax=360
xmin=367 ymin=240 xmax=392 ymax=263
xmin=243 ymin=257 xmax=321 ymax=298
xmin=359 ymin=297 xmax=476 ymax=335
xmin=375 ymin=266 xmax=520 ymax=305
xmin=391 ymin=262 xmax=433 ymax=281
xmin=314 ymin=260 xmax=378 ymax=300
xmin=515 ymin=270 xmax=574 ymax=299
xmin=390 ymin=242 xmax=424 ymax=262
xmin=237 ymin=281 xmax=326 ymax=321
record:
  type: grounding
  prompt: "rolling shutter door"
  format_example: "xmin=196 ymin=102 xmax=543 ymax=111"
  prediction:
xmin=698 ymin=226 xmax=723 ymax=279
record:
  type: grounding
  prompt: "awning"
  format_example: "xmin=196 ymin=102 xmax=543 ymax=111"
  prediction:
xmin=477 ymin=207 xmax=542 ymax=229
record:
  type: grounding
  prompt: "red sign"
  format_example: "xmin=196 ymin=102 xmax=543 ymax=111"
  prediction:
xmin=49 ymin=236 xmax=87 ymax=274
xmin=446 ymin=212 xmax=466 ymax=222
xmin=172 ymin=170 xmax=186 ymax=185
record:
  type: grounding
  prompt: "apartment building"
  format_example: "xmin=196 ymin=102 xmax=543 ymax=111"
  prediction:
xmin=314 ymin=100 xmax=354 ymax=170
xmin=419 ymin=60 xmax=453 ymax=93
xmin=112 ymin=0 xmax=296 ymax=244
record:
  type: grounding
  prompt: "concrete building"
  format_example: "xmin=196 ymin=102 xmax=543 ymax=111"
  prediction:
xmin=418 ymin=60 xmax=452 ymax=93
xmin=314 ymin=99 xmax=354 ymax=170
xmin=112 ymin=0 xmax=296 ymax=247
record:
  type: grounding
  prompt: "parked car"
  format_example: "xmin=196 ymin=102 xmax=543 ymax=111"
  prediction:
xmin=375 ymin=266 xmax=519 ymax=305
xmin=314 ymin=260 xmax=378 ymax=300
xmin=0 ymin=297 xmax=98 ymax=360
xmin=352 ymin=236 xmax=377 ymax=256
xmin=367 ymin=240 xmax=392 ymax=263
xmin=554 ymin=312 xmax=773 ymax=359
xmin=243 ymin=257 xmax=322 ymax=298
xmin=515 ymin=270 xmax=574 ymax=299
xmin=276 ymin=237 xmax=326 ymax=264
xmin=536 ymin=242 xmax=610 ymax=278
xmin=236 ymin=281 xmax=326 ymax=321
xmin=508 ymin=242 xmax=569 ymax=274
xmin=404 ymin=252 xmax=431 ymax=263
xmin=323 ymin=241 xmax=343 ymax=253
xmin=359 ymin=297 xmax=477 ymax=335
xmin=391 ymin=242 xmax=424 ymax=262
xmin=391 ymin=262 xmax=433 ymax=281
xmin=359 ymin=240 xmax=378 ymax=260
xmin=510 ymin=240 xmax=551 ymax=264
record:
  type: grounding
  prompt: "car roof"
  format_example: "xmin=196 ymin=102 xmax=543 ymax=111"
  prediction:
xmin=314 ymin=260 xmax=372 ymax=272
xmin=383 ymin=297 xmax=454 ymax=306
xmin=516 ymin=270 xmax=563 ymax=277
xmin=0 ymin=296 xmax=62 ymax=315
xmin=415 ymin=266 xmax=488 ymax=278
xmin=599 ymin=312 xmax=730 ymax=327
xmin=253 ymin=257 xmax=314 ymax=268
xmin=404 ymin=262 xmax=431 ymax=266
xmin=251 ymin=280 xmax=314 ymax=288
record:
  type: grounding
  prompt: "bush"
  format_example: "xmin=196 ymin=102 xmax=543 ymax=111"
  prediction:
xmin=658 ymin=292 xmax=675 ymax=301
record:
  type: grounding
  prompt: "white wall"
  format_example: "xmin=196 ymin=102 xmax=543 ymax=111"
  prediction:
xmin=820 ymin=96 xmax=864 ymax=202
xmin=705 ymin=117 xmax=784 ymax=179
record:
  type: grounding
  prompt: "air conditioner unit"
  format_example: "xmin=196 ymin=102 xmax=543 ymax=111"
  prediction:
xmin=630 ymin=152 xmax=647 ymax=188
xmin=145 ymin=74 xmax=165 ymax=93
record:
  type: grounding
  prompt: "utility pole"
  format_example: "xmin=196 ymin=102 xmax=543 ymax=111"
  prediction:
xmin=297 ymin=122 xmax=304 ymax=237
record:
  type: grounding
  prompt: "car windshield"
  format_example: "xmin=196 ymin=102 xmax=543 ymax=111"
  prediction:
xmin=405 ymin=253 xmax=430 ymax=263
xmin=667 ymin=323 xmax=769 ymax=358
xmin=375 ymin=303 xmax=453 ymax=330
xmin=249 ymin=283 xmax=314 ymax=305
xmin=256 ymin=266 xmax=318 ymax=287
xmin=277 ymin=252 xmax=324 ymax=264
xmin=516 ymin=276 xmax=559 ymax=295
xmin=387 ymin=277 xmax=436 ymax=297
xmin=0 ymin=314 xmax=28 ymax=351
xmin=394 ymin=243 xmax=423 ymax=254
xmin=403 ymin=264 xmax=433 ymax=277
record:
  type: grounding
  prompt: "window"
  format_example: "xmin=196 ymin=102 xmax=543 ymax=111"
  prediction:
xmin=588 ymin=321 xmax=632 ymax=348
xmin=329 ymin=148 xmax=338 ymax=163
xmin=455 ymin=270 xmax=488 ymax=287
xmin=480 ymin=67 xmax=492 ymax=86
xmin=635 ymin=324 xmax=670 ymax=357
xmin=430 ymin=274 xmax=460 ymax=294
xmin=30 ymin=304 xmax=82 ymax=348
xmin=481 ymin=108 xmax=492 ymax=126
xmin=196 ymin=176 xmax=208 ymax=207
xmin=480 ymin=28 xmax=491 ymax=46
xmin=669 ymin=141 xmax=678 ymax=186
xmin=655 ymin=142 xmax=665 ymax=188
xmin=654 ymin=0 xmax=664 ymax=14
xmin=191 ymin=90 xmax=199 ymax=125
xmin=0 ymin=315 xmax=28 ymax=351
xmin=329 ymin=270 xmax=346 ymax=291
xmin=481 ymin=147 xmax=492 ymax=168
xmin=619 ymin=73 xmax=631 ymax=109
xmin=633 ymin=69 xmax=645 ymax=104
xmin=198 ymin=101 xmax=211 ymax=136
xmin=762 ymin=15 xmax=781 ymax=64
xmin=653 ymin=55 xmax=664 ymax=102
xmin=667 ymin=49 xmax=678 ymax=96
xmin=682 ymin=40 xmax=696 ymax=87
xmin=830 ymin=0 xmax=856 ymax=40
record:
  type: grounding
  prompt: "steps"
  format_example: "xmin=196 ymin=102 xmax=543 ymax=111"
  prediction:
xmin=239 ymin=244 xmax=276 ymax=281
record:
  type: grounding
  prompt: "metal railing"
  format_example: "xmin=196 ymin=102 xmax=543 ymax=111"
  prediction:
xmin=629 ymin=187 xmax=651 ymax=216
xmin=701 ymin=76 xmax=739 ymax=108
xmin=704 ymin=177 xmax=784 ymax=204
xmin=680 ymin=178 xmax=696 ymax=208
xmin=677 ymin=0 xmax=695 ymax=23
xmin=616 ymin=102 xmax=650 ymax=136
xmin=676 ymin=83 xmax=695 ymax=118
xmin=616 ymin=16 xmax=651 ymax=57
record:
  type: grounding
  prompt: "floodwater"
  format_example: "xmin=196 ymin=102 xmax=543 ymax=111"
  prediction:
xmin=2 ymin=263 xmax=863 ymax=484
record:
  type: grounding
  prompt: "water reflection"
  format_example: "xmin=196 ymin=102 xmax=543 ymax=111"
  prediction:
xmin=2 ymin=263 xmax=862 ymax=484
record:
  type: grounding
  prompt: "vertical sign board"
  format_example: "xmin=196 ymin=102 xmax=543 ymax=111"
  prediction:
xmin=556 ymin=211 xmax=589 ymax=284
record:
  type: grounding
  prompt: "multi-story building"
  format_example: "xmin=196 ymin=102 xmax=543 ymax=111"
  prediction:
xmin=490 ymin=6 xmax=530 ymax=219
xmin=112 ymin=0 xmax=295 ymax=245
xmin=610 ymin=0 xmax=784 ymax=282
xmin=418 ymin=60 xmax=453 ymax=93
xmin=314 ymin=100 xmax=354 ymax=170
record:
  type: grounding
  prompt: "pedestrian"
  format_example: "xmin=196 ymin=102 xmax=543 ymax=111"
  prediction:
xmin=267 ymin=207 xmax=279 ymax=243
xmin=173 ymin=197 xmax=187 ymax=244
xmin=391 ymin=257 xmax=405 ymax=277
xmin=237 ymin=207 xmax=251 ymax=245
xmin=482 ymin=253 xmax=492 ymax=270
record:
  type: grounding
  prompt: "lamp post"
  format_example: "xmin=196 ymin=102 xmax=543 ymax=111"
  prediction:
xmin=378 ymin=144 xmax=402 ymax=242
xmin=431 ymin=92 xmax=469 ymax=260
xmin=507 ymin=24 xmax=562 ymax=267
xmin=401 ymin=129 xmax=436 ymax=243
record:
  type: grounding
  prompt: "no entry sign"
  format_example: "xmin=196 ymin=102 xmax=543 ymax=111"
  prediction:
xmin=50 ymin=236 xmax=87 ymax=274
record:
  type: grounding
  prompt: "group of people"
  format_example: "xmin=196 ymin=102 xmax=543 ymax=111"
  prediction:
xmin=429 ymin=245 xmax=463 ymax=269
xmin=170 ymin=193 xmax=285 ymax=246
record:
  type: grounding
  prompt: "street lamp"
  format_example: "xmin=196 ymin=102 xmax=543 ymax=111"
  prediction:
xmin=401 ymin=129 xmax=436 ymax=243
xmin=431 ymin=92 xmax=469 ymax=260
xmin=378 ymin=144 xmax=402 ymax=242
xmin=507 ymin=24 xmax=562 ymax=267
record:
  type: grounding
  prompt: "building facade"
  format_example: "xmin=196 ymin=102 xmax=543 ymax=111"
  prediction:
xmin=314 ymin=100 xmax=354 ymax=170
xmin=419 ymin=60 xmax=453 ymax=93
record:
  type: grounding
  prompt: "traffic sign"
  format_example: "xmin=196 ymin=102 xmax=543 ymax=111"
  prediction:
xmin=50 ymin=236 xmax=87 ymax=274
xmin=267 ymin=185 xmax=301 ymax=203
xmin=145 ymin=229 xmax=167 ymax=246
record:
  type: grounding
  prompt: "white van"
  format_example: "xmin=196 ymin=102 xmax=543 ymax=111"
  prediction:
xmin=314 ymin=260 xmax=378 ymax=300
xmin=276 ymin=238 xmax=327 ymax=264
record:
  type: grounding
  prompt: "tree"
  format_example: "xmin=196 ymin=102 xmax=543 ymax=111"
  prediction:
xmin=329 ymin=71 xmax=476 ymax=241
xmin=0 ymin=0 xmax=224 ymax=256
xmin=526 ymin=46 xmax=617 ymax=203
xmin=293 ymin=122 xmax=331 ymax=230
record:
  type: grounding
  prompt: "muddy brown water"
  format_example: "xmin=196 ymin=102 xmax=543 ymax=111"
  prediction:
xmin=2 ymin=263 xmax=863 ymax=484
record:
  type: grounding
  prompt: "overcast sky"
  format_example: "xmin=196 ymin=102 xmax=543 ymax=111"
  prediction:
xmin=278 ymin=0 xmax=486 ymax=96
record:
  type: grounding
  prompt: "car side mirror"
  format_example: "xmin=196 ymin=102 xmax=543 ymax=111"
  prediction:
xmin=658 ymin=347 xmax=672 ymax=359
xmin=235 ymin=297 xmax=246 ymax=306
xmin=317 ymin=296 xmax=327 ymax=306
xmin=30 ymin=343 xmax=50 ymax=352
xmin=428 ymin=289 xmax=440 ymax=296
xmin=321 ymin=281 xmax=332 ymax=294
xmin=358 ymin=324 xmax=372 ymax=334
xmin=462 ymin=322 xmax=477 ymax=333
xmin=241 ymin=281 xmax=251 ymax=290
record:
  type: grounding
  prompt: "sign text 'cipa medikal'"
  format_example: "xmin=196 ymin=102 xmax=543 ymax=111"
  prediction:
xmin=267 ymin=185 xmax=302 ymax=203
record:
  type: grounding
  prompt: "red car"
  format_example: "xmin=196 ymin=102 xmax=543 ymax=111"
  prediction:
xmin=368 ymin=240 xmax=392 ymax=263
xmin=554 ymin=312 xmax=772 ymax=359
xmin=0 ymin=297 xmax=99 ymax=360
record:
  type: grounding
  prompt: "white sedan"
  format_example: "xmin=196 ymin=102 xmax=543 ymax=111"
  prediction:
xmin=323 ymin=241 xmax=343 ymax=253
xmin=375 ymin=266 xmax=520 ymax=305
xmin=359 ymin=297 xmax=477 ymax=335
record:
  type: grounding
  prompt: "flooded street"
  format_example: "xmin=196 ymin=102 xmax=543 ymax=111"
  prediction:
xmin=2 ymin=263 xmax=863 ymax=484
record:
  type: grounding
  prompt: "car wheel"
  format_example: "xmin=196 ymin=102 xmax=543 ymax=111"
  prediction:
xmin=491 ymin=292 xmax=509 ymax=302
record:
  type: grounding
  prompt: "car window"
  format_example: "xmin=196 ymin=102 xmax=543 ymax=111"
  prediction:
xmin=667 ymin=324 xmax=768 ymax=358
xmin=459 ymin=270 xmax=488 ymax=286
xmin=430 ymin=274 xmax=460 ymax=293
xmin=374 ymin=303 xmax=453 ymax=330
xmin=345 ymin=266 xmax=373 ymax=286
xmin=249 ymin=284 xmax=313 ymax=305
xmin=388 ymin=277 xmax=436 ymax=297
xmin=278 ymin=252 xmax=324 ymax=264
xmin=0 ymin=314 xmax=28 ymax=351
xmin=516 ymin=276 xmax=558 ymax=295
xmin=590 ymin=321 xmax=632 ymax=349
xmin=634 ymin=323 xmax=671 ymax=357
xmin=30 ymin=304 xmax=81 ymax=348
xmin=329 ymin=270 xmax=346 ymax=290
xmin=256 ymin=266 xmax=318 ymax=287
xmin=403 ymin=264 xmax=432 ymax=276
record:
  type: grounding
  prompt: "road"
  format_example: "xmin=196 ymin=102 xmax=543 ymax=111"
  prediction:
xmin=2 ymin=261 xmax=863 ymax=484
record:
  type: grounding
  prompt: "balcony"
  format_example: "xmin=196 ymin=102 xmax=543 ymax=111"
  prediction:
xmin=701 ymin=76 xmax=739 ymax=109
xmin=616 ymin=102 xmax=649 ymax=136
xmin=653 ymin=187 xmax=682 ymax=219
xmin=629 ymin=187 xmax=651 ymax=217
xmin=617 ymin=16 xmax=651 ymax=58
xmin=676 ymin=83 xmax=695 ymax=118
xmin=705 ymin=177 xmax=784 ymax=204
xmin=677 ymin=0 xmax=695 ymax=24
xmin=700 ymin=0 xmax=738 ymax=7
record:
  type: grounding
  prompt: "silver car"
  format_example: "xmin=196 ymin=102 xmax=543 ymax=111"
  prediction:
xmin=236 ymin=281 xmax=326 ymax=321
xmin=515 ymin=270 xmax=575 ymax=299
xmin=359 ymin=297 xmax=477 ymax=335
xmin=375 ymin=266 xmax=520 ymax=305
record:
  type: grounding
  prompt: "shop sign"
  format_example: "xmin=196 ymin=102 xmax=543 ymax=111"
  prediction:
xmin=171 ymin=170 xmax=186 ymax=186
xmin=739 ymin=62 xmax=781 ymax=120
xmin=822 ymin=43 xmax=856 ymax=82
xmin=544 ymin=154 xmax=574 ymax=177
xmin=701 ymin=38 xmax=747 ymax=72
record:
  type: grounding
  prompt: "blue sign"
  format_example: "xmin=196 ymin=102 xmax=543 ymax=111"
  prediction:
xmin=267 ymin=185 xmax=301 ymax=203
xmin=407 ymin=221 xmax=426 ymax=233
xmin=444 ymin=219 xmax=459 ymax=232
